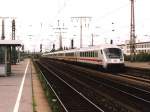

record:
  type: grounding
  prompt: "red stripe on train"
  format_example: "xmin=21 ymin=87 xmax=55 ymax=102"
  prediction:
xmin=79 ymin=58 xmax=102 ymax=62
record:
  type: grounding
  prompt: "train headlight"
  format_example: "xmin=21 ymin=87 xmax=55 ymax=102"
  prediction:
xmin=107 ymin=59 xmax=111 ymax=62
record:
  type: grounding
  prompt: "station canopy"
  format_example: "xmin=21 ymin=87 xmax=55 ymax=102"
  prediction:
xmin=0 ymin=40 xmax=22 ymax=46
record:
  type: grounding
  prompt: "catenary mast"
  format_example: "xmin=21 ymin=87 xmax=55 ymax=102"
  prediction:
xmin=130 ymin=0 xmax=136 ymax=61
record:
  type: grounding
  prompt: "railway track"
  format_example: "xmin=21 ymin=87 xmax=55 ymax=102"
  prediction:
xmin=37 ymin=58 xmax=150 ymax=112
xmin=117 ymin=73 xmax=150 ymax=84
xmin=125 ymin=67 xmax=150 ymax=79
xmin=36 ymin=61 xmax=104 ymax=112
xmin=62 ymin=58 xmax=150 ymax=81
xmin=113 ymin=68 xmax=150 ymax=92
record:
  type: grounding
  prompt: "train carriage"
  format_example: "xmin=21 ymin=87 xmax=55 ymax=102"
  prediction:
xmin=64 ymin=49 xmax=79 ymax=62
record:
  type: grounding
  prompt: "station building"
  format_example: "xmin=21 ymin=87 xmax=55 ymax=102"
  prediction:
xmin=118 ymin=41 xmax=150 ymax=55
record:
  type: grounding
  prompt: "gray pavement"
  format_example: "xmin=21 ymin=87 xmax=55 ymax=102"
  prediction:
xmin=0 ymin=59 xmax=32 ymax=112
xmin=125 ymin=61 xmax=150 ymax=69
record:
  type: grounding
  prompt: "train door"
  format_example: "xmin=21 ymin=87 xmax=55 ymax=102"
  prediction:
xmin=75 ymin=51 xmax=79 ymax=62
xmin=99 ymin=49 xmax=103 ymax=61
xmin=98 ymin=49 xmax=106 ymax=68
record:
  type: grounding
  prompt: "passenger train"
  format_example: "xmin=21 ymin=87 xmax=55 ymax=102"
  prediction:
xmin=42 ymin=44 xmax=125 ymax=70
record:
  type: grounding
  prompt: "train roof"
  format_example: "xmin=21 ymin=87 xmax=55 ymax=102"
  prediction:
xmin=78 ymin=44 xmax=120 ymax=52
xmin=43 ymin=44 xmax=121 ymax=55
xmin=64 ymin=48 xmax=80 ymax=53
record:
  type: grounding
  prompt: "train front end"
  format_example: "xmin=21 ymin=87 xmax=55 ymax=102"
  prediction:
xmin=102 ymin=47 xmax=124 ymax=70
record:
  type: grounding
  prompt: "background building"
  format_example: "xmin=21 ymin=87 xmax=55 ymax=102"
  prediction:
xmin=118 ymin=41 xmax=150 ymax=55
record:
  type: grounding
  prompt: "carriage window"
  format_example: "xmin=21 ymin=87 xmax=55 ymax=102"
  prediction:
xmin=80 ymin=52 xmax=83 ymax=57
xmin=92 ymin=51 xmax=94 ymax=57
xmin=95 ymin=51 xmax=98 ymax=57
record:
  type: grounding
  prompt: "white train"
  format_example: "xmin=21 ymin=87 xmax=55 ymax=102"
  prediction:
xmin=42 ymin=44 xmax=125 ymax=70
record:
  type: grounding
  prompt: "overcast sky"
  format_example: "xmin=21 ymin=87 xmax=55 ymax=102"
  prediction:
xmin=0 ymin=0 xmax=150 ymax=52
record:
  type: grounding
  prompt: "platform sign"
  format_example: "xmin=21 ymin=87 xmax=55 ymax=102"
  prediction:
xmin=0 ymin=64 xmax=6 ymax=76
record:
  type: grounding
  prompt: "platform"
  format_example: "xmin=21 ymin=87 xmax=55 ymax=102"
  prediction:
xmin=0 ymin=59 xmax=32 ymax=112
xmin=0 ymin=59 xmax=51 ymax=112
xmin=125 ymin=61 xmax=150 ymax=69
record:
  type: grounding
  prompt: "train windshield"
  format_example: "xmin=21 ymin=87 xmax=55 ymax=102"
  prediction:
xmin=104 ymin=48 xmax=122 ymax=59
